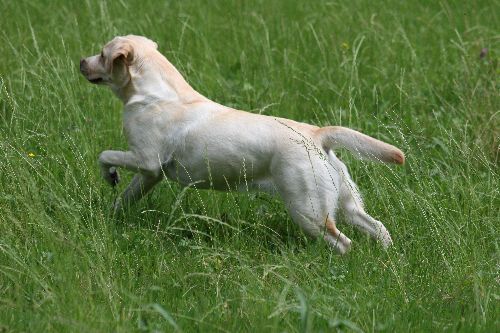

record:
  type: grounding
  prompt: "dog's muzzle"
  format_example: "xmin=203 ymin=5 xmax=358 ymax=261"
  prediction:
xmin=80 ymin=59 xmax=103 ymax=84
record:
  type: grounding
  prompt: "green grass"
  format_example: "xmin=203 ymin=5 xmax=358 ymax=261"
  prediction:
xmin=0 ymin=0 xmax=498 ymax=332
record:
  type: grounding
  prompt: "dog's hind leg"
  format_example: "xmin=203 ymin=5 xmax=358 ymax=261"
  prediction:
xmin=339 ymin=176 xmax=392 ymax=248
xmin=323 ymin=217 xmax=352 ymax=254
xmin=114 ymin=173 xmax=162 ymax=212
xmin=326 ymin=151 xmax=392 ymax=248
xmin=283 ymin=204 xmax=352 ymax=254
xmin=273 ymin=163 xmax=351 ymax=254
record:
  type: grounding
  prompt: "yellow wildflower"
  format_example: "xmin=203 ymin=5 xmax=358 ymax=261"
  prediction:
xmin=28 ymin=152 xmax=36 ymax=158
xmin=341 ymin=42 xmax=349 ymax=50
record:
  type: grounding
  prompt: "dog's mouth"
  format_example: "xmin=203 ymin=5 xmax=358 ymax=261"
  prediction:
xmin=88 ymin=77 xmax=104 ymax=84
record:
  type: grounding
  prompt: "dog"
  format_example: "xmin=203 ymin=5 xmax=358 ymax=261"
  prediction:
xmin=80 ymin=35 xmax=405 ymax=254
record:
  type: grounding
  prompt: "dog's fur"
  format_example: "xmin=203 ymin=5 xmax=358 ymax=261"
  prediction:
xmin=80 ymin=35 xmax=405 ymax=254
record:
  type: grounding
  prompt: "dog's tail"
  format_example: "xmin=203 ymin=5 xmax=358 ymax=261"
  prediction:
xmin=315 ymin=126 xmax=405 ymax=165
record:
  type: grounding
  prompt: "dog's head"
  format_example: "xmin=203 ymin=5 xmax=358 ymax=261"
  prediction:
xmin=79 ymin=35 xmax=158 ymax=90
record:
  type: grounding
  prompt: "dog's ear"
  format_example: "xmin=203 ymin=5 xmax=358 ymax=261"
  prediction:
xmin=111 ymin=42 xmax=134 ymax=66
xmin=106 ymin=38 xmax=134 ymax=73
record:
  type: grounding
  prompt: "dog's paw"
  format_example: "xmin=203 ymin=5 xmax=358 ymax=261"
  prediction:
xmin=102 ymin=167 xmax=120 ymax=186
xmin=380 ymin=233 xmax=393 ymax=249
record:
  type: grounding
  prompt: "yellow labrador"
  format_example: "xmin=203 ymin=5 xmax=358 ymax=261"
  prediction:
xmin=80 ymin=35 xmax=404 ymax=254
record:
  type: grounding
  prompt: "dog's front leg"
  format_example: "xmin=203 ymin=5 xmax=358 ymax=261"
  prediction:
xmin=113 ymin=173 xmax=163 ymax=212
xmin=98 ymin=150 xmax=142 ymax=186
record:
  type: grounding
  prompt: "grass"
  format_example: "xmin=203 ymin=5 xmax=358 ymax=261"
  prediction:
xmin=0 ymin=0 xmax=498 ymax=331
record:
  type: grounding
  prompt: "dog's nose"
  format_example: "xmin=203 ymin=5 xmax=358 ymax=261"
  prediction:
xmin=80 ymin=58 xmax=86 ymax=72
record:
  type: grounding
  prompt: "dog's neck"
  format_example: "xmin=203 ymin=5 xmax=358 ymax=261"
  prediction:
xmin=117 ymin=70 xmax=177 ymax=105
xmin=114 ymin=53 xmax=208 ymax=107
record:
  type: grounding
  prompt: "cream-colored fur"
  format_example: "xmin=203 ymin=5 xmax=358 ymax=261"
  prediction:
xmin=80 ymin=35 xmax=405 ymax=254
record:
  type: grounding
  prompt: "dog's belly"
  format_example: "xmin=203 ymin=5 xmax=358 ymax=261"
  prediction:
xmin=161 ymin=155 xmax=271 ymax=191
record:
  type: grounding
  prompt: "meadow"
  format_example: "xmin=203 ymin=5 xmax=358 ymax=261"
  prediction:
xmin=0 ymin=0 xmax=498 ymax=331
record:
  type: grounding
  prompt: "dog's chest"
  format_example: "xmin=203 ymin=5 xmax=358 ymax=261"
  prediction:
xmin=122 ymin=104 xmax=172 ymax=144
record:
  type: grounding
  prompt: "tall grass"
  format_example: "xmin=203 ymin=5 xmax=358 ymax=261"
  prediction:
xmin=0 ymin=0 xmax=498 ymax=331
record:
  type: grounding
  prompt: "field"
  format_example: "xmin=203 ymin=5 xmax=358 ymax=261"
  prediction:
xmin=0 ymin=0 xmax=498 ymax=332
